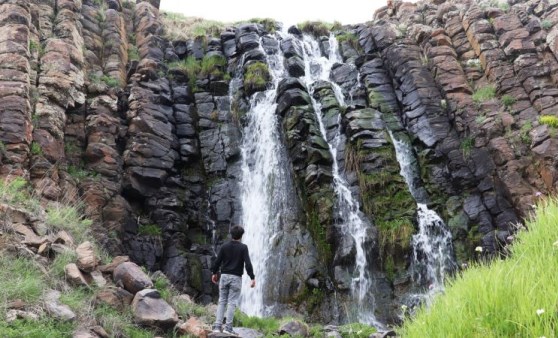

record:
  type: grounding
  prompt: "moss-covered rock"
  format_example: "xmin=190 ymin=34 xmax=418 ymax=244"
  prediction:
xmin=243 ymin=61 xmax=270 ymax=95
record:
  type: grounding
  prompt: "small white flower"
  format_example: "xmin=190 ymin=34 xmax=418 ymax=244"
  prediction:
xmin=401 ymin=305 xmax=408 ymax=310
xmin=536 ymin=309 xmax=545 ymax=316
xmin=475 ymin=246 xmax=483 ymax=252
xmin=535 ymin=191 xmax=543 ymax=197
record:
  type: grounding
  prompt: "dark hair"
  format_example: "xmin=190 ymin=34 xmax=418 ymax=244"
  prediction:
xmin=230 ymin=225 xmax=245 ymax=240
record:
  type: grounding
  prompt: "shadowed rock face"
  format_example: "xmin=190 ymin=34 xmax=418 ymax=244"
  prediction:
xmin=1 ymin=0 xmax=557 ymax=324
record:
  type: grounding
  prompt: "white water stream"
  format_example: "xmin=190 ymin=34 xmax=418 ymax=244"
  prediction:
xmin=238 ymin=37 xmax=290 ymax=316
xmin=390 ymin=134 xmax=456 ymax=299
xmin=299 ymin=34 xmax=377 ymax=325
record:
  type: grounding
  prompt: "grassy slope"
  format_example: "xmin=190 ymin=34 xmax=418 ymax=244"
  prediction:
xmin=400 ymin=198 xmax=558 ymax=337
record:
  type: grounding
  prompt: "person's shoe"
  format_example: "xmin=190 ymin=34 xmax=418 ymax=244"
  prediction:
xmin=222 ymin=326 xmax=238 ymax=336
xmin=212 ymin=324 xmax=222 ymax=333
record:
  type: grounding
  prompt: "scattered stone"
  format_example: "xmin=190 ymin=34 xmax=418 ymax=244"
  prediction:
xmin=13 ymin=223 xmax=45 ymax=247
xmin=113 ymin=262 xmax=153 ymax=293
xmin=6 ymin=309 xmax=39 ymax=322
xmin=65 ymin=263 xmax=90 ymax=286
xmin=278 ymin=320 xmax=309 ymax=337
xmin=96 ymin=287 xmax=134 ymax=310
xmin=7 ymin=299 xmax=26 ymax=310
xmin=54 ymin=230 xmax=74 ymax=247
xmin=90 ymin=270 xmax=107 ymax=287
xmin=44 ymin=290 xmax=76 ymax=321
xmin=371 ymin=331 xmax=397 ymax=338
xmin=131 ymin=289 xmax=178 ymax=329
xmin=91 ymin=326 xmax=109 ymax=338
xmin=176 ymin=317 xmax=209 ymax=337
xmin=73 ymin=330 xmax=98 ymax=338
xmin=98 ymin=255 xmax=130 ymax=274
xmin=76 ymin=241 xmax=98 ymax=272
xmin=38 ymin=242 xmax=50 ymax=256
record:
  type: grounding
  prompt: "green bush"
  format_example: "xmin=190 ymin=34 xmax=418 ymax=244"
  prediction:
xmin=401 ymin=197 xmax=558 ymax=337
xmin=200 ymin=54 xmax=227 ymax=78
xmin=298 ymin=21 xmax=341 ymax=37
xmin=472 ymin=85 xmax=496 ymax=103
xmin=541 ymin=20 xmax=553 ymax=30
xmin=539 ymin=115 xmax=558 ymax=128
xmin=243 ymin=62 xmax=271 ymax=94
xmin=101 ymin=75 xmax=120 ymax=88
xmin=30 ymin=142 xmax=42 ymax=156
xmin=138 ymin=223 xmax=161 ymax=236
xmin=501 ymin=94 xmax=516 ymax=108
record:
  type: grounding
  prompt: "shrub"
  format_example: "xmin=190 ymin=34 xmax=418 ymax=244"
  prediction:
xmin=460 ymin=136 xmax=474 ymax=158
xmin=101 ymin=75 xmax=120 ymax=88
xmin=541 ymin=20 xmax=553 ymax=30
xmin=520 ymin=121 xmax=532 ymax=144
xmin=539 ymin=115 xmax=558 ymax=128
xmin=128 ymin=45 xmax=140 ymax=61
xmin=30 ymin=142 xmax=42 ymax=156
xmin=501 ymin=94 xmax=516 ymax=108
xmin=138 ymin=223 xmax=161 ymax=236
xmin=472 ymin=85 xmax=496 ymax=103
xmin=243 ymin=62 xmax=270 ymax=95
xmin=400 ymin=198 xmax=558 ymax=337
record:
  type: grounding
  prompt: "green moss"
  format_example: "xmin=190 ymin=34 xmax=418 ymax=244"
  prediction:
xmin=368 ymin=90 xmax=391 ymax=113
xmin=539 ymin=115 xmax=558 ymax=128
xmin=243 ymin=61 xmax=271 ymax=94
xmin=138 ymin=223 xmax=161 ymax=236
xmin=307 ymin=206 xmax=333 ymax=264
xmin=472 ymin=85 xmax=496 ymax=103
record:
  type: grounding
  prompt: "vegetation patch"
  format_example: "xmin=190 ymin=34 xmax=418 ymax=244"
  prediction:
xmin=539 ymin=115 xmax=558 ymax=128
xmin=200 ymin=54 xmax=227 ymax=78
xmin=400 ymin=198 xmax=558 ymax=337
xmin=138 ymin=223 xmax=162 ymax=236
xmin=501 ymin=94 xmax=516 ymax=108
xmin=101 ymin=75 xmax=120 ymax=88
xmin=30 ymin=142 xmax=42 ymax=156
xmin=472 ymin=85 xmax=496 ymax=103
xmin=161 ymin=12 xmax=227 ymax=40
xmin=297 ymin=21 xmax=342 ymax=37
xmin=246 ymin=18 xmax=278 ymax=33
xmin=243 ymin=61 xmax=271 ymax=95
xmin=460 ymin=136 xmax=474 ymax=158
xmin=339 ymin=323 xmax=377 ymax=337
xmin=336 ymin=33 xmax=362 ymax=52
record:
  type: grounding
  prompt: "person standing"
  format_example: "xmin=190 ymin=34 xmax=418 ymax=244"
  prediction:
xmin=211 ymin=225 xmax=256 ymax=335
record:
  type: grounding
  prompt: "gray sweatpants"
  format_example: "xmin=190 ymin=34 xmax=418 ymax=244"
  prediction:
xmin=214 ymin=274 xmax=242 ymax=328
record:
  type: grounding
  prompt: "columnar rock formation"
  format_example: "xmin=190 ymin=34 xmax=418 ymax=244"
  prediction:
xmin=1 ymin=0 xmax=557 ymax=325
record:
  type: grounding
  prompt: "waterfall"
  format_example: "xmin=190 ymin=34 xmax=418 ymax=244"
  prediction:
xmin=299 ymin=34 xmax=378 ymax=325
xmin=390 ymin=134 xmax=456 ymax=298
xmin=238 ymin=36 xmax=290 ymax=316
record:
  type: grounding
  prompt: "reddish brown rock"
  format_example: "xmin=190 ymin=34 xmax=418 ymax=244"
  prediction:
xmin=113 ymin=261 xmax=153 ymax=293
xmin=131 ymin=289 xmax=178 ymax=329
xmin=76 ymin=241 xmax=98 ymax=272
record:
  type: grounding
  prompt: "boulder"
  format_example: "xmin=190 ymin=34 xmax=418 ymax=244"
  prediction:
xmin=176 ymin=317 xmax=209 ymax=337
xmin=6 ymin=309 xmax=39 ymax=322
xmin=98 ymin=256 xmax=130 ymax=274
xmin=76 ymin=241 xmax=98 ymax=272
xmin=65 ymin=263 xmax=90 ymax=286
xmin=44 ymin=290 xmax=76 ymax=321
xmin=96 ymin=287 xmax=134 ymax=310
xmin=278 ymin=320 xmax=309 ymax=337
xmin=131 ymin=289 xmax=178 ymax=329
xmin=113 ymin=262 xmax=153 ymax=293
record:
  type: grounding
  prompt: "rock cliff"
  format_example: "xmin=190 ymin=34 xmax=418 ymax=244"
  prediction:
xmin=0 ymin=0 xmax=556 ymax=325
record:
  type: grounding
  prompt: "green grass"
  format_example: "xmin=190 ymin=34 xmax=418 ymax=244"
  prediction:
xmin=101 ymin=75 xmax=120 ymax=88
xmin=161 ymin=12 xmax=226 ymax=40
xmin=67 ymin=165 xmax=98 ymax=180
xmin=400 ymin=197 xmax=558 ymax=337
xmin=46 ymin=204 xmax=93 ymax=244
xmin=200 ymin=54 xmax=227 ymax=77
xmin=472 ymin=85 xmax=496 ymax=103
xmin=460 ymin=136 xmax=474 ymax=158
xmin=94 ymin=305 xmax=153 ymax=338
xmin=0 ymin=319 xmax=75 ymax=338
xmin=539 ymin=115 xmax=558 ymax=128
xmin=233 ymin=311 xmax=282 ymax=335
xmin=0 ymin=256 xmax=44 ymax=308
xmin=336 ymin=33 xmax=362 ymax=52
xmin=0 ymin=176 xmax=29 ymax=204
xmin=247 ymin=18 xmax=278 ymax=33
xmin=50 ymin=249 xmax=78 ymax=280
xmin=297 ymin=21 xmax=342 ymax=37
xmin=339 ymin=323 xmax=377 ymax=337
xmin=244 ymin=62 xmax=270 ymax=94
xmin=138 ymin=223 xmax=161 ymax=236
xmin=501 ymin=94 xmax=516 ymax=108
xmin=128 ymin=45 xmax=140 ymax=61
xmin=30 ymin=142 xmax=42 ymax=156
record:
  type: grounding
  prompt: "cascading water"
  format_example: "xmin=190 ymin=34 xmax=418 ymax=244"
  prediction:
xmin=299 ymin=34 xmax=377 ymax=325
xmin=238 ymin=36 xmax=290 ymax=316
xmin=390 ymin=134 xmax=456 ymax=300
